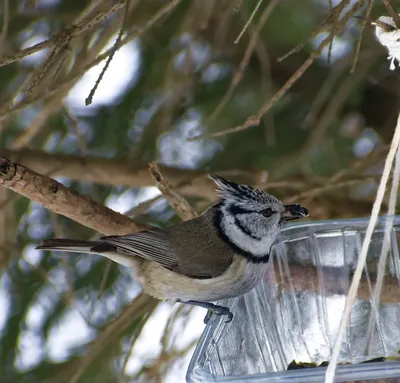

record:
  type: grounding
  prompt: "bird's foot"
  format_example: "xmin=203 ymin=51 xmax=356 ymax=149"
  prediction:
xmin=177 ymin=299 xmax=233 ymax=324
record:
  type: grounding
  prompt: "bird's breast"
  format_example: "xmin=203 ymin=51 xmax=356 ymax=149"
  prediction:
xmin=139 ymin=256 xmax=268 ymax=302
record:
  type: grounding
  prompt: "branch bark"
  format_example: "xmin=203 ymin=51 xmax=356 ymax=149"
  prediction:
xmin=0 ymin=156 xmax=150 ymax=235
xmin=2 ymin=149 xmax=219 ymax=199
xmin=149 ymin=162 xmax=199 ymax=220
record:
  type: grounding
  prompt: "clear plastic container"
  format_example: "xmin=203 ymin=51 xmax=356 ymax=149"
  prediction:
xmin=187 ymin=217 xmax=400 ymax=382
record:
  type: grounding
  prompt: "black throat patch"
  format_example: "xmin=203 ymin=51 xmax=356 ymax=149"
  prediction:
xmin=213 ymin=203 xmax=270 ymax=264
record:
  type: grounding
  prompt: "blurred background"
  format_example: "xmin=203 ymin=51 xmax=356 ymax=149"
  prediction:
xmin=0 ymin=0 xmax=399 ymax=382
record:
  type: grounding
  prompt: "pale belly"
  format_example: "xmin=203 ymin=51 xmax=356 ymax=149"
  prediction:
xmin=139 ymin=256 xmax=268 ymax=302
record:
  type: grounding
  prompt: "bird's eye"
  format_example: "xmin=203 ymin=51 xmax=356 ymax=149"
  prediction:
xmin=262 ymin=208 xmax=274 ymax=217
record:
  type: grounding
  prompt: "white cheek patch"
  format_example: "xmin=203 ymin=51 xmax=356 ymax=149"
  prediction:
xmin=221 ymin=206 xmax=278 ymax=256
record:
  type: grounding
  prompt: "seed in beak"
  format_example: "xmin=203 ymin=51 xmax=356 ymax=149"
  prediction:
xmin=282 ymin=204 xmax=309 ymax=220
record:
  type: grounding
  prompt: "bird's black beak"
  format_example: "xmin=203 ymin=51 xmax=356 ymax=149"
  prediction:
xmin=282 ymin=204 xmax=309 ymax=221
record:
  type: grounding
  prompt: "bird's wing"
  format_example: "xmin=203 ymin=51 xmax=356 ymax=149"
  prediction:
xmin=97 ymin=209 xmax=234 ymax=278
xmin=98 ymin=228 xmax=179 ymax=271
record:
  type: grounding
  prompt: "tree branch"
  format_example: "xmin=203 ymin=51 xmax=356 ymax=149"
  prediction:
xmin=2 ymin=149 xmax=218 ymax=199
xmin=0 ymin=157 xmax=150 ymax=235
xmin=149 ymin=162 xmax=199 ymax=220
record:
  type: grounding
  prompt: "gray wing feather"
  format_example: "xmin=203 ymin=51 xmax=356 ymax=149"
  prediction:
xmin=101 ymin=229 xmax=178 ymax=269
xmin=100 ymin=208 xmax=233 ymax=278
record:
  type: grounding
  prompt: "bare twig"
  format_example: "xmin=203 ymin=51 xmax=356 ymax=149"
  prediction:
xmin=277 ymin=0 xmax=351 ymax=62
xmin=0 ymin=0 xmax=182 ymax=120
xmin=63 ymin=108 xmax=88 ymax=157
xmin=350 ymin=0 xmax=375 ymax=73
xmin=0 ymin=0 xmax=9 ymax=55
xmin=208 ymin=0 xmax=279 ymax=122
xmin=149 ymin=162 xmax=198 ymax=220
xmin=300 ymin=55 xmax=375 ymax=159
xmin=25 ymin=43 xmax=67 ymax=97
xmin=74 ymin=0 xmax=106 ymax=24
xmin=85 ymin=0 xmax=130 ymax=106
xmin=124 ymin=195 xmax=163 ymax=217
xmin=11 ymin=94 xmax=68 ymax=149
xmin=382 ymin=0 xmax=400 ymax=28
xmin=191 ymin=32 xmax=334 ymax=140
xmin=96 ymin=260 xmax=114 ymax=300
xmin=119 ymin=311 xmax=151 ymax=382
xmin=285 ymin=177 xmax=380 ymax=203
xmin=303 ymin=50 xmax=378 ymax=126
xmin=329 ymin=145 xmax=390 ymax=183
xmin=0 ymin=0 xmax=126 ymax=68
xmin=67 ymin=294 xmax=158 ymax=383
xmin=192 ymin=0 xmax=367 ymax=140
xmin=327 ymin=0 xmax=335 ymax=65
xmin=0 ymin=156 xmax=150 ymax=235
xmin=234 ymin=0 xmax=263 ymax=44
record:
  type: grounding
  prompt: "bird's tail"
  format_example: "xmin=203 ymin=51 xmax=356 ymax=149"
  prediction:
xmin=36 ymin=238 xmax=103 ymax=253
xmin=36 ymin=238 xmax=139 ymax=269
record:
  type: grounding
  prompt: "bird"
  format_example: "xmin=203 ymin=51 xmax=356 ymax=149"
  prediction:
xmin=36 ymin=175 xmax=309 ymax=323
xmin=371 ymin=15 xmax=400 ymax=70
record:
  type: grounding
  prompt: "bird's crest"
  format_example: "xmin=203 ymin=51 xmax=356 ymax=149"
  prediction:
xmin=208 ymin=175 xmax=278 ymax=206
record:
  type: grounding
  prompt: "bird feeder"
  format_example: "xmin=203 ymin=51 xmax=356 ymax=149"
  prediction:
xmin=187 ymin=217 xmax=400 ymax=382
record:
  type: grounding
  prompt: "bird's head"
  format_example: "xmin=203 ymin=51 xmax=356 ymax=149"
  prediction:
xmin=210 ymin=175 xmax=308 ymax=262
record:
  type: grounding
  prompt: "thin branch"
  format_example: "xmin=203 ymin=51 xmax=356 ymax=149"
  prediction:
xmin=234 ymin=0 xmax=263 ymax=44
xmin=0 ymin=0 xmax=9 ymax=55
xmin=329 ymin=144 xmax=390 ymax=183
xmin=208 ymin=0 xmax=279 ymax=122
xmin=327 ymin=0 xmax=335 ymax=65
xmin=277 ymin=0 xmax=351 ymax=62
xmin=63 ymin=108 xmax=88 ymax=157
xmin=191 ymin=0 xmax=366 ymax=140
xmin=0 ymin=0 xmax=126 ymax=68
xmin=124 ymin=195 xmax=163 ymax=217
xmin=350 ymin=0 xmax=375 ymax=73
xmin=74 ymin=0 xmax=106 ymax=24
xmin=119 ymin=312 xmax=151 ymax=382
xmin=285 ymin=177 xmax=381 ymax=203
xmin=85 ymin=0 xmax=130 ymax=106
xmin=382 ymin=0 xmax=400 ymax=28
xmin=300 ymin=56 xmax=374 ymax=159
xmin=66 ymin=294 xmax=158 ymax=383
xmin=11 ymin=93 xmax=67 ymax=149
xmin=191 ymin=33 xmax=333 ymax=139
xmin=25 ymin=43 xmax=66 ymax=97
xmin=0 ymin=156 xmax=150 ymax=235
xmin=302 ymin=51 xmax=377 ymax=127
xmin=0 ymin=0 xmax=182 ymax=119
xmin=149 ymin=162 xmax=199 ymax=220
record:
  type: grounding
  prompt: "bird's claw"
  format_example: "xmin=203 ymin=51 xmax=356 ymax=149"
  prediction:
xmin=176 ymin=299 xmax=233 ymax=324
xmin=203 ymin=304 xmax=233 ymax=324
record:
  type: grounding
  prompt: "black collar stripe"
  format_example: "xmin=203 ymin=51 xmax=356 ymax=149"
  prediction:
xmin=213 ymin=206 xmax=270 ymax=264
